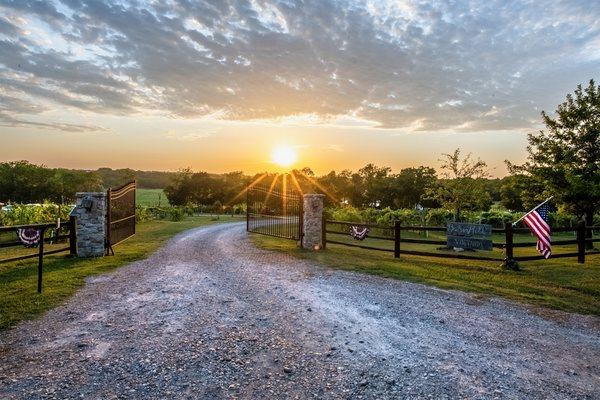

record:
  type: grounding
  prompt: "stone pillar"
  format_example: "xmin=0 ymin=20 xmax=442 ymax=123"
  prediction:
xmin=302 ymin=194 xmax=325 ymax=250
xmin=69 ymin=192 xmax=106 ymax=257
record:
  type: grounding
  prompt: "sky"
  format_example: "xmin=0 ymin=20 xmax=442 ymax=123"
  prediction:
xmin=0 ymin=0 xmax=598 ymax=176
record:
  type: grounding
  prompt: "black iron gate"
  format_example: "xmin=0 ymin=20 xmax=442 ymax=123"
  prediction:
xmin=246 ymin=184 xmax=303 ymax=241
xmin=106 ymin=180 xmax=136 ymax=254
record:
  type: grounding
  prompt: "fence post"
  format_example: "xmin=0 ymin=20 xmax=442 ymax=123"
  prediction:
xmin=502 ymin=222 xmax=519 ymax=270
xmin=322 ymin=217 xmax=327 ymax=249
xmin=69 ymin=216 xmax=77 ymax=256
xmin=577 ymin=220 xmax=586 ymax=264
xmin=37 ymin=227 xmax=46 ymax=293
xmin=394 ymin=220 xmax=400 ymax=258
xmin=505 ymin=223 xmax=514 ymax=260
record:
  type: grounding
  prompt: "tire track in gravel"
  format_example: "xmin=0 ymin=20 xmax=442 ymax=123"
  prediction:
xmin=0 ymin=222 xmax=598 ymax=399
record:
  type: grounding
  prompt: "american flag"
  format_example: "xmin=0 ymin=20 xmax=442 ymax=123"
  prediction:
xmin=522 ymin=202 xmax=552 ymax=258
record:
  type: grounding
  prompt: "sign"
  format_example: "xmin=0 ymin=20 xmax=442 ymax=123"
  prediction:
xmin=447 ymin=222 xmax=491 ymax=237
xmin=447 ymin=222 xmax=492 ymax=251
xmin=447 ymin=235 xmax=493 ymax=251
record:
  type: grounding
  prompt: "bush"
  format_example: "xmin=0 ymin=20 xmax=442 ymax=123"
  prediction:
xmin=326 ymin=206 xmax=584 ymax=229
xmin=0 ymin=203 xmax=73 ymax=226
xmin=135 ymin=205 xmax=153 ymax=222
xmin=168 ymin=207 xmax=184 ymax=221
xmin=425 ymin=209 xmax=453 ymax=226
xmin=329 ymin=206 xmax=363 ymax=222
xmin=376 ymin=208 xmax=421 ymax=226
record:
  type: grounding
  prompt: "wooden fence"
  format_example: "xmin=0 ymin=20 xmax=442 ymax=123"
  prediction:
xmin=325 ymin=220 xmax=600 ymax=264
xmin=0 ymin=217 xmax=76 ymax=292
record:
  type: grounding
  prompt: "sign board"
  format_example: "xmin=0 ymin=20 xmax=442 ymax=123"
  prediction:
xmin=447 ymin=222 xmax=493 ymax=251
xmin=447 ymin=222 xmax=492 ymax=237
xmin=447 ymin=235 xmax=493 ymax=251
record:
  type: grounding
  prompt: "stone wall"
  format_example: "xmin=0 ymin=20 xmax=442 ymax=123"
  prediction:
xmin=302 ymin=194 xmax=325 ymax=250
xmin=69 ymin=192 xmax=106 ymax=257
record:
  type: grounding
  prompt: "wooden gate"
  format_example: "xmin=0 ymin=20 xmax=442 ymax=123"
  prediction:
xmin=106 ymin=180 xmax=136 ymax=255
xmin=246 ymin=184 xmax=303 ymax=241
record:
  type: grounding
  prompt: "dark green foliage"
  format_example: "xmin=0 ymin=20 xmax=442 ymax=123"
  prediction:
xmin=96 ymin=168 xmax=173 ymax=189
xmin=0 ymin=161 xmax=102 ymax=203
xmin=510 ymin=80 xmax=600 ymax=222
xmin=164 ymin=169 xmax=249 ymax=207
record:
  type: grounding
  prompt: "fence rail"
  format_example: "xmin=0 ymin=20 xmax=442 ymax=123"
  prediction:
xmin=325 ymin=220 xmax=600 ymax=264
xmin=0 ymin=217 xmax=76 ymax=292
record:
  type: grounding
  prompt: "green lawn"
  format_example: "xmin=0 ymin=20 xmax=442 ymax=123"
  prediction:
xmin=251 ymin=234 xmax=600 ymax=316
xmin=0 ymin=215 xmax=235 ymax=330
xmin=136 ymin=188 xmax=170 ymax=207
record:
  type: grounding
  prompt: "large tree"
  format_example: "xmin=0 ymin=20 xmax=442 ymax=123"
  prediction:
xmin=387 ymin=167 xmax=438 ymax=208
xmin=511 ymin=80 xmax=599 ymax=246
xmin=426 ymin=149 xmax=492 ymax=221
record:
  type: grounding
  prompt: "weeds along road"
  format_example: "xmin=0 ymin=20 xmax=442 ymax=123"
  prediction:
xmin=1 ymin=222 xmax=598 ymax=399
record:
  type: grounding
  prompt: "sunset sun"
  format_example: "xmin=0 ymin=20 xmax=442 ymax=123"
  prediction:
xmin=271 ymin=145 xmax=297 ymax=168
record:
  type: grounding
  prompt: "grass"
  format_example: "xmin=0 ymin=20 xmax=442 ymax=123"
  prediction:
xmin=251 ymin=234 xmax=600 ymax=316
xmin=0 ymin=215 xmax=236 ymax=330
xmin=136 ymin=188 xmax=170 ymax=207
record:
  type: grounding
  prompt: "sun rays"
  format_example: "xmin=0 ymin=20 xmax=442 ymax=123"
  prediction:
xmin=226 ymin=161 xmax=339 ymax=211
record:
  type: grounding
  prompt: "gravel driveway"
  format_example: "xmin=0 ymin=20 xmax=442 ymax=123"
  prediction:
xmin=1 ymin=222 xmax=598 ymax=399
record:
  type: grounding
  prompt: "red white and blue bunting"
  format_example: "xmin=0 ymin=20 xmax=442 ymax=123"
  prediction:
xmin=16 ymin=228 xmax=41 ymax=248
xmin=349 ymin=226 xmax=369 ymax=241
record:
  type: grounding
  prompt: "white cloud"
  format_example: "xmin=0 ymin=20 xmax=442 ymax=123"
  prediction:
xmin=0 ymin=0 xmax=598 ymax=132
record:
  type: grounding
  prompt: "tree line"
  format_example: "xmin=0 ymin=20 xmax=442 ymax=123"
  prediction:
xmin=0 ymin=164 xmax=175 ymax=203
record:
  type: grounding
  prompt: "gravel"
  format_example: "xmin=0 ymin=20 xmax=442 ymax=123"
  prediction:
xmin=0 ymin=222 xmax=598 ymax=399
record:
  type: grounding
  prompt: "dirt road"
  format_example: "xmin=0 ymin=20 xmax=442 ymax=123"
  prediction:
xmin=1 ymin=222 xmax=598 ymax=399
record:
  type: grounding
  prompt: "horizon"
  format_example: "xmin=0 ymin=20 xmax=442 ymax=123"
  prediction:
xmin=1 ymin=1 xmax=599 ymax=177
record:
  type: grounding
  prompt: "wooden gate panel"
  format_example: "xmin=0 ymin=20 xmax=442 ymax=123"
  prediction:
xmin=106 ymin=180 xmax=136 ymax=253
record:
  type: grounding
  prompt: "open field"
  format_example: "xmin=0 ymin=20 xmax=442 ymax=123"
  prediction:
xmin=135 ymin=188 xmax=170 ymax=207
xmin=0 ymin=215 xmax=236 ymax=330
xmin=251 ymin=234 xmax=600 ymax=315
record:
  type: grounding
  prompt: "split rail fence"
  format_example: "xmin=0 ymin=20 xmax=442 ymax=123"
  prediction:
xmin=325 ymin=220 xmax=600 ymax=264
xmin=0 ymin=217 xmax=76 ymax=292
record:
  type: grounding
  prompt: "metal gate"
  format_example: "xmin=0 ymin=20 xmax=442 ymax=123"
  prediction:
xmin=246 ymin=184 xmax=303 ymax=241
xmin=106 ymin=180 xmax=136 ymax=254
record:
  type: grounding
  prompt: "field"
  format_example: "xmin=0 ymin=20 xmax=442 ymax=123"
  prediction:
xmin=251 ymin=234 xmax=600 ymax=315
xmin=0 ymin=215 xmax=236 ymax=330
xmin=136 ymin=188 xmax=170 ymax=207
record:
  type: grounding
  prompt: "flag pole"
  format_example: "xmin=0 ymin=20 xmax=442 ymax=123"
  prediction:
xmin=512 ymin=196 xmax=553 ymax=226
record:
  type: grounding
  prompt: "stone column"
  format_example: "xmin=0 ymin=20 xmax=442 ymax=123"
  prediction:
xmin=69 ymin=192 xmax=106 ymax=257
xmin=302 ymin=193 xmax=325 ymax=250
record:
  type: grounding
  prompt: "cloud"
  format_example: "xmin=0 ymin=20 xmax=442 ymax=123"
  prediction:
xmin=0 ymin=92 xmax=106 ymax=132
xmin=0 ymin=0 xmax=598 ymax=132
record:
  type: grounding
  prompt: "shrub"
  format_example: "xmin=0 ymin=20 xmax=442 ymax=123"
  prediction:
xmin=376 ymin=208 xmax=421 ymax=226
xmin=329 ymin=205 xmax=363 ymax=222
xmin=135 ymin=205 xmax=153 ymax=222
xmin=168 ymin=207 xmax=184 ymax=221
xmin=425 ymin=209 xmax=453 ymax=226
xmin=0 ymin=203 xmax=73 ymax=226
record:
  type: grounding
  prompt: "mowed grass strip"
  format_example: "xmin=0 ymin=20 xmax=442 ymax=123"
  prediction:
xmin=0 ymin=216 xmax=237 ymax=330
xmin=136 ymin=188 xmax=170 ymax=207
xmin=251 ymin=234 xmax=600 ymax=316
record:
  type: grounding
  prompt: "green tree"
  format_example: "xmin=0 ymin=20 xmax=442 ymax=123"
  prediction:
xmin=388 ymin=166 xmax=438 ymax=208
xmin=357 ymin=164 xmax=391 ymax=207
xmin=426 ymin=149 xmax=492 ymax=221
xmin=510 ymin=80 xmax=600 ymax=247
